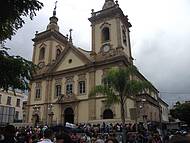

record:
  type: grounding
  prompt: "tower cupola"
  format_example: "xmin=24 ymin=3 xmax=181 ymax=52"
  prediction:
xmin=47 ymin=1 xmax=59 ymax=31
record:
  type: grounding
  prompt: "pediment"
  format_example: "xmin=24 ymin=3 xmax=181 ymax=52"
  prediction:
xmin=50 ymin=45 xmax=91 ymax=72
xmin=55 ymin=50 xmax=85 ymax=71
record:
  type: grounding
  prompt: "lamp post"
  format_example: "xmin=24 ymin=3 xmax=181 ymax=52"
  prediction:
xmin=48 ymin=104 xmax=54 ymax=126
xmin=140 ymin=98 xmax=148 ymax=130
xmin=33 ymin=105 xmax=40 ymax=127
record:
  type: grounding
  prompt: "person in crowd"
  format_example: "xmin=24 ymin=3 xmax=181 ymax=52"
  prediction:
xmin=105 ymin=138 xmax=118 ymax=143
xmin=1 ymin=124 xmax=17 ymax=143
xmin=37 ymin=128 xmax=54 ymax=143
xmin=70 ymin=132 xmax=80 ymax=143
xmin=163 ymin=132 xmax=169 ymax=143
xmin=25 ymin=135 xmax=33 ymax=143
xmin=152 ymin=132 xmax=162 ymax=143
xmin=55 ymin=132 xmax=72 ymax=143
xmin=95 ymin=134 xmax=104 ymax=143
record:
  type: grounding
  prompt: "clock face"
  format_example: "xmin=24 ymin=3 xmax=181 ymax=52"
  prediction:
xmin=103 ymin=45 xmax=110 ymax=52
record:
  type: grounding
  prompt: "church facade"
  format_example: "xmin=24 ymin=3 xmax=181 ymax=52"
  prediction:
xmin=27 ymin=0 xmax=160 ymax=126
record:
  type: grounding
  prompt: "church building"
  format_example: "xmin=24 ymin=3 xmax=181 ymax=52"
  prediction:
xmin=27 ymin=0 xmax=160 ymax=126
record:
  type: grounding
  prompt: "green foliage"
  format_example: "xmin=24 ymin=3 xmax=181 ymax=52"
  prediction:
xmin=89 ymin=85 xmax=120 ymax=106
xmin=89 ymin=65 xmax=152 ymax=125
xmin=0 ymin=47 xmax=36 ymax=91
xmin=90 ymin=66 xmax=152 ymax=105
xmin=0 ymin=0 xmax=43 ymax=91
xmin=0 ymin=0 xmax=43 ymax=41
xmin=170 ymin=102 xmax=190 ymax=125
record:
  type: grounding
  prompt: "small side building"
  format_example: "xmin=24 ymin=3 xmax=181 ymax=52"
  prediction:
xmin=158 ymin=97 xmax=169 ymax=123
xmin=0 ymin=90 xmax=26 ymax=126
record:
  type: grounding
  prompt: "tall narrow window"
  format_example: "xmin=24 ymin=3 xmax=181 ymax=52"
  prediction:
xmin=15 ymin=111 xmax=19 ymax=121
xmin=103 ymin=77 xmax=111 ymax=88
xmin=122 ymin=29 xmax=127 ymax=44
xmin=79 ymin=81 xmax=85 ymax=94
xmin=56 ymin=49 xmax=61 ymax=59
xmin=102 ymin=69 xmax=111 ymax=88
xmin=35 ymin=83 xmax=41 ymax=99
xmin=102 ymin=27 xmax=110 ymax=42
xmin=55 ymin=85 xmax=61 ymax=97
xmin=16 ymin=99 xmax=20 ymax=107
xmin=7 ymin=96 xmax=11 ymax=105
xmin=39 ymin=47 xmax=45 ymax=60
xmin=66 ymin=83 xmax=73 ymax=95
xmin=35 ymin=88 xmax=41 ymax=99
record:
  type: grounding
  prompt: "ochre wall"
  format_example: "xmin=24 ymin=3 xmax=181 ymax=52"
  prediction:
xmin=56 ymin=50 xmax=85 ymax=71
xmin=94 ymin=19 xmax=118 ymax=53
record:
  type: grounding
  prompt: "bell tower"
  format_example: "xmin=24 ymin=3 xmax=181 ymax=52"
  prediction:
xmin=89 ymin=0 xmax=133 ymax=62
xmin=32 ymin=1 xmax=68 ymax=68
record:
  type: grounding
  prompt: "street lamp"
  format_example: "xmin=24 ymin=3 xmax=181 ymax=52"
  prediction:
xmin=139 ymin=98 xmax=148 ymax=130
xmin=48 ymin=104 xmax=54 ymax=126
xmin=33 ymin=105 xmax=40 ymax=127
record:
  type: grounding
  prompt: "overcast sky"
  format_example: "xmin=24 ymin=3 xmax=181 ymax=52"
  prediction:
xmin=6 ymin=0 xmax=190 ymax=106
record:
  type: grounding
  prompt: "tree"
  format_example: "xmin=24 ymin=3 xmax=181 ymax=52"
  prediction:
xmin=0 ymin=0 xmax=43 ymax=41
xmin=170 ymin=102 xmax=190 ymax=126
xmin=0 ymin=47 xmax=36 ymax=91
xmin=89 ymin=65 xmax=152 ymax=142
xmin=0 ymin=0 xmax=43 ymax=91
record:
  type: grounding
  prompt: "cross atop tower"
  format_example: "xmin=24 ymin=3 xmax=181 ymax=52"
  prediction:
xmin=53 ymin=1 xmax=58 ymax=16
xmin=69 ymin=29 xmax=73 ymax=44
xmin=47 ymin=1 xmax=59 ymax=31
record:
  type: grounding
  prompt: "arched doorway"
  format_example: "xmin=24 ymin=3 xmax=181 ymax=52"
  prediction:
xmin=103 ymin=109 xmax=113 ymax=119
xmin=64 ymin=107 xmax=74 ymax=124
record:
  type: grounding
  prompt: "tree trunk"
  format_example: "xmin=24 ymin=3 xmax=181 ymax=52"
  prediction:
xmin=121 ymin=100 xmax=126 ymax=125
xmin=120 ymin=95 xmax=127 ymax=143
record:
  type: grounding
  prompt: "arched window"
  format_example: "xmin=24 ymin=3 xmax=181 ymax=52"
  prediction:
xmin=39 ymin=47 xmax=45 ymax=60
xmin=56 ymin=49 xmax=61 ymax=59
xmin=103 ymin=109 xmax=113 ymax=119
xmin=102 ymin=27 xmax=110 ymax=42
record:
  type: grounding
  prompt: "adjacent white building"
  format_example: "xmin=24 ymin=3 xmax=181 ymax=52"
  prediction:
xmin=0 ymin=90 xmax=27 ymax=125
xmin=158 ymin=97 xmax=169 ymax=123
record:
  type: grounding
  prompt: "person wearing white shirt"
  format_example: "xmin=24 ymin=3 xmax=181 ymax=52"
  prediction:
xmin=38 ymin=128 xmax=54 ymax=143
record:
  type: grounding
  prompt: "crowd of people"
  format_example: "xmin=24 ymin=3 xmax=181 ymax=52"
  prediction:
xmin=0 ymin=122 xmax=186 ymax=143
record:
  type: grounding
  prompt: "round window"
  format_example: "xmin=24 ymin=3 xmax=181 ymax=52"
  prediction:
xmin=68 ymin=59 xmax=72 ymax=64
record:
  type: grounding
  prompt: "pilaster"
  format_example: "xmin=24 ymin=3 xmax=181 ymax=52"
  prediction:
xmin=116 ymin=17 xmax=122 ymax=48
xmin=48 ymin=40 xmax=53 ymax=64
xmin=88 ymin=70 xmax=96 ymax=120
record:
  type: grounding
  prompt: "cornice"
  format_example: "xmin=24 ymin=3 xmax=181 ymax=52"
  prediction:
xmin=31 ymin=55 xmax=129 ymax=80
xmin=158 ymin=97 xmax=169 ymax=107
xmin=89 ymin=7 xmax=132 ymax=28
xmin=137 ymin=94 xmax=160 ymax=108
xmin=32 ymin=30 xmax=68 ymax=45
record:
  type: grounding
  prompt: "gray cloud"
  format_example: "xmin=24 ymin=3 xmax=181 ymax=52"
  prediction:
xmin=5 ymin=0 xmax=190 ymax=106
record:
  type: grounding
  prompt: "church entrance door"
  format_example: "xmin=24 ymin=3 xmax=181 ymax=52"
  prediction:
xmin=64 ymin=107 xmax=74 ymax=124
